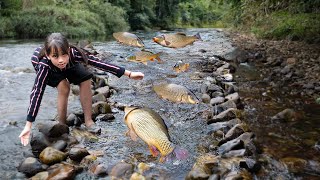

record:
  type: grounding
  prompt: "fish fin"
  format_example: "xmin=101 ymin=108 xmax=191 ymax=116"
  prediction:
xmin=160 ymin=146 xmax=189 ymax=163
xmin=155 ymin=57 xmax=162 ymax=63
xmin=150 ymin=58 xmax=154 ymax=61
xmin=165 ymin=41 xmax=171 ymax=45
xmin=142 ymin=61 xmax=148 ymax=65
xmin=194 ymin=32 xmax=202 ymax=41
xmin=149 ymin=145 xmax=159 ymax=157
xmin=155 ymin=53 xmax=162 ymax=63
xmin=176 ymin=32 xmax=187 ymax=36
xmin=128 ymin=124 xmax=139 ymax=141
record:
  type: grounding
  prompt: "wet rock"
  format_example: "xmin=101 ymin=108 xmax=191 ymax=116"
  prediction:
xmin=280 ymin=157 xmax=308 ymax=174
xmin=31 ymin=171 xmax=49 ymax=180
xmin=218 ymin=138 xmax=244 ymax=155
xmin=109 ymin=162 xmax=134 ymax=179
xmin=18 ymin=157 xmax=45 ymax=177
xmin=37 ymin=121 xmax=69 ymax=138
xmin=137 ymin=162 xmax=150 ymax=174
xmin=30 ymin=131 xmax=51 ymax=157
xmin=95 ymin=113 xmax=115 ymax=122
xmin=92 ymin=75 xmax=108 ymax=89
xmin=80 ymin=154 xmax=97 ymax=166
xmin=211 ymin=91 xmax=224 ymax=98
xmin=68 ymin=147 xmax=90 ymax=162
xmin=223 ymin=169 xmax=252 ymax=179
xmin=92 ymin=93 xmax=107 ymax=104
xmin=210 ymin=96 xmax=225 ymax=105
xmin=225 ymin=92 xmax=239 ymax=103
xmin=130 ymin=172 xmax=146 ymax=180
xmin=207 ymin=108 xmax=238 ymax=124
xmin=71 ymin=84 xmax=80 ymax=96
xmin=207 ymin=118 xmax=242 ymax=133
xmin=271 ymin=108 xmax=298 ymax=122
xmin=47 ymin=162 xmax=77 ymax=180
xmin=222 ymin=149 xmax=247 ymax=158
xmin=216 ymin=100 xmax=237 ymax=112
xmin=89 ymin=163 xmax=108 ymax=177
xmin=201 ymin=93 xmax=211 ymax=103
xmin=94 ymin=86 xmax=110 ymax=98
xmin=186 ymin=154 xmax=219 ymax=180
xmin=71 ymin=128 xmax=99 ymax=142
xmin=50 ymin=140 xmax=67 ymax=151
xmin=66 ymin=113 xmax=80 ymax=126
xmin=218 ymin=123 xmax=247 ymax=146
xmin=39 ymin=147 xmax=67 ymax=165
xmin=239 ymin=158 xmax=261 ymax=173
xmin=92 ymin=101 xmax=112 ymax=115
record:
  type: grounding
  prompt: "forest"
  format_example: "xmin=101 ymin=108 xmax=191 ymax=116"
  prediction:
xmin=0 ymin=0 xmax=319 ymax=43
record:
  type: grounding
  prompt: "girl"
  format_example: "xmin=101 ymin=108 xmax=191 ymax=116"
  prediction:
xmin=19 ymin=33 xmax=144 ymax=146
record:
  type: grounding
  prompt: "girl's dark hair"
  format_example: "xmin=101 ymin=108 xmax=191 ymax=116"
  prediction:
xmin=40 ymin=32 xmax=88 ymax=64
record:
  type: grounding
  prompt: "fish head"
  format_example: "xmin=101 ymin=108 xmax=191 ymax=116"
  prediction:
xmin=135 ymin=41 xmax=145 ymax=48
xmin=181 ymin=94 xmax=199 ymax=104
xmin=153 ymin=35 xmax=168 ymax=46
xmin=124 ymin=106 xmax=140 ymax=122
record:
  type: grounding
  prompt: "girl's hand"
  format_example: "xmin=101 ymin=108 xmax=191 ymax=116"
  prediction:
xmin=19 ymin=121 xmax=32 ymax=146
xmin=129 ymin=71 xmax=144 ymax=80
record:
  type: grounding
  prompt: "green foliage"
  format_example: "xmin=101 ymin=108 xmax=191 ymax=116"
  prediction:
xmin=252 ymin=11 xmax=320 ymax=41
xmin=12 ymin=6 xmax=106 ymax=38
xmin=0 ymin=0 xmax=22 ymax=15
xmin=177 ymin=0 xmax=226 ymax=28
xmin=0 ymin=16 xmax=16 ymax=38
xmin=222 ymin=0 xmax=320 ymax=43
xmin=84 ymin=1 xmax=129 ymax=34
xmin=127 ymin=0 xmax=157 ymax=30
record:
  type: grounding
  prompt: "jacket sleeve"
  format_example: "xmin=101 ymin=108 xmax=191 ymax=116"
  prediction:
xmin=26 ymin=62 xmax=50 ymax=122
xmin=71 ymin=48 xmax=125 ymax=78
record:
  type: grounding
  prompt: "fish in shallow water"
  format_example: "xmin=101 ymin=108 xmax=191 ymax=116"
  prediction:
xmin=113 ymin=32 xmax=145 ymax=47
xmin=173 ymin=61 xmax=190 ymax=73
xmin=124 ymin=106 xmax=188 ymax=162
xmin=153 ymin=83 xmax=199 ymax=104
xmin=126 ymin=50 xmax=162 ymax=65
xmin=153 ymin=32 xmax=201 ymax=48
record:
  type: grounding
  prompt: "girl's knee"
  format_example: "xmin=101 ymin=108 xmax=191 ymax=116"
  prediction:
xmin=57 ymin=80 xmax=70 ymax=95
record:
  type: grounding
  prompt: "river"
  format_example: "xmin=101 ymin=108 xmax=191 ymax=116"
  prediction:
xmin=0 ymin=28 xmax=319 ymax=179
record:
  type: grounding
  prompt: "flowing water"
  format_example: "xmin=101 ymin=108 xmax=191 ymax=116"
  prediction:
xmin=0 ymin=29 xmax=319 ymax=179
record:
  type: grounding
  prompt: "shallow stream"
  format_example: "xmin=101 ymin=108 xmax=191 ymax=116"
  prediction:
xmin=0 ymin=28 xmax=319 ymax=179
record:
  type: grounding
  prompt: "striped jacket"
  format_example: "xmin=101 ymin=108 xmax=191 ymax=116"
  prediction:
xmin=27 ymin=46 xmax=125 ymax=122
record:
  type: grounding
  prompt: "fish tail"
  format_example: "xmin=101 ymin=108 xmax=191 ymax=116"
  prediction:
xmin=194 ymin=32 xmax=202 ymax=41
xmin=162 ymin=146 xmax=189 ymax=162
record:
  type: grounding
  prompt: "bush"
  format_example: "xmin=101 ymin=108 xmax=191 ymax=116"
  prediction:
xmin=11 ymin=6 xmax=106 ymax=38
xmin=252 ymin=11 xmax=320 ymax=42
xmin=0 ymin=16 xmax=16 ymax=38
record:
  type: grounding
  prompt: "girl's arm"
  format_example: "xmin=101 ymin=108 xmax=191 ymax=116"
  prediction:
xmin=71 ymin=47 xmax=144 ymax=79
xmin=27 ymin=62 xmax=49 ymax=122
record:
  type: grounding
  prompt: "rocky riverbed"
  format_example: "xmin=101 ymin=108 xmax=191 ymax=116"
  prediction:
xmin=1 ymin=28 xmax=319 ymax=179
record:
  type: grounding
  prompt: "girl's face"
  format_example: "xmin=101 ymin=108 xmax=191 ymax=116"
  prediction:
xmin=47 ymin=48 xmax=69 ymax=69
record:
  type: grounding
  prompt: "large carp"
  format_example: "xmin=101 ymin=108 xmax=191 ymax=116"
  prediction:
xmin=126 ymin=50 xmax=162 ymax=65
xmin=153 ymin=32 xmax=201 ymax=48
xmin=153 ymin=83 xmax=199 ymax=104
xmin=113 ymin=32 xmax=145 ymax=47
xmin=124 ymin=106 xmax=188 ymax=162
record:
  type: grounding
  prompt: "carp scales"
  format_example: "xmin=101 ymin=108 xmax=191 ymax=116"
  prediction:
xmin=113 ymin=32 xmax=145 ymax=47
xmin=124 ymin=106 xmax=188 ymax=162
xmin=153 ymin=32 xmax=201 ymax=48
xmin=126 ymin=50 xmax=162 ymax=65
xmin=153 ymin=83 xmax=199 ymax=104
